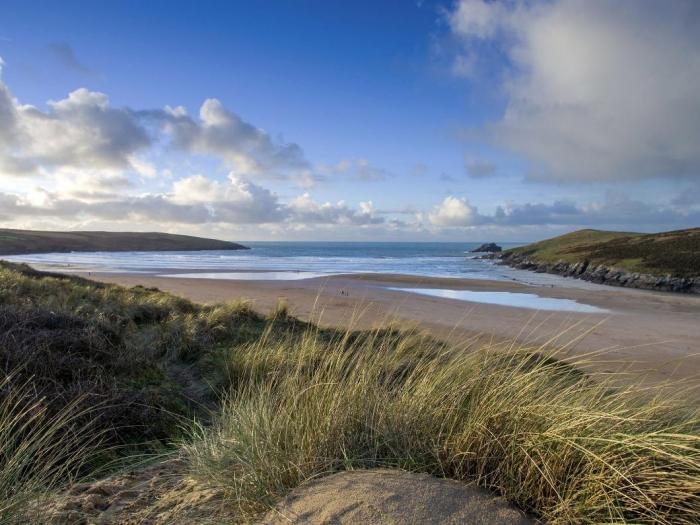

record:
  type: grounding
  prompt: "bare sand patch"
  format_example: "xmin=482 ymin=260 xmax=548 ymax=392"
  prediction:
xmin=262 ymin=469 xmax=535 ymax=525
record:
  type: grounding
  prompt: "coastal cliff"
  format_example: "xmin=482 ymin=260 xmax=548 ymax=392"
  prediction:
xmin=491 ymin=228 xmax=700 ymax=294
xmin=495 ymin=251 xmax=700 ymax=293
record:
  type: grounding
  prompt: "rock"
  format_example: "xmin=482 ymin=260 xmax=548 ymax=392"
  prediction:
xmin=471 ymin=242 xmax=502 ymax=253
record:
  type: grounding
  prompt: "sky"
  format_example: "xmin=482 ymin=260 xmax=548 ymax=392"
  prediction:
xmin=0 ymin=0 xmax=699 ymax=242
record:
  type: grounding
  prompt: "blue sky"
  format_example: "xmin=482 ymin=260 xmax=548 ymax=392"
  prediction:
xmin=0 ymin=0 xmax=698 ymax=241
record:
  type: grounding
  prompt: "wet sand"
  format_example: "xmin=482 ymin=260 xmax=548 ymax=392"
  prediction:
xmin=81 ymin=271 xmax=700 ymax=388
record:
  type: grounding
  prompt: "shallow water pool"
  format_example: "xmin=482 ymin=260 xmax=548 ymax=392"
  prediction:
xmin=386 ymin=287 xmax=608 ymax=314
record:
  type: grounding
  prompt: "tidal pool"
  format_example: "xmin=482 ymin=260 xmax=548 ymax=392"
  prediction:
xmin=386 ymin=287 xmax=608 ymax=314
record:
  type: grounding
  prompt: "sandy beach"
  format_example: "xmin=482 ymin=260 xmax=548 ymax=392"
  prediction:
xmin=80 ymin=270 xmax=700 ymax=388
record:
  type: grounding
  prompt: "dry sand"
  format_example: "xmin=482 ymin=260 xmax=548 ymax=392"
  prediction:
xmin=45 ymin=459 xmax=232 ymax=525
xmin=48 ymin=465 xmax=532 ymax=524
xmin=83 ymin=271 xmax=700 ymax=388
xmin=263 ymin=469 xmax=534 ymax=525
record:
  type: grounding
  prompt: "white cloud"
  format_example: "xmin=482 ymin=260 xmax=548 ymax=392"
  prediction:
xmin=449 ymin=0 xmax=700 ymax=181
xmin=1 ymin=180 xmax=698 ymax=237
xmin=288 ymin=193 xmax=384 ymax=225
xmin=0 ymin=79 xmax=150 ymax=175
xmin=0 ymin=69 xmax=310 ymax=184
xmin=422 ymin=190 xmax=700 ymax=232
xmin=171 ymin=173 xmax=286 ymax=223
xmin=157 ymin=98 xmax=308 ymax=177
xmin=53 ymin=170 xmax=132 ymax=201
xmin=129 ymin=156 xmax=158 ymax=178
xmin=0 ymin=181 xmax=387 ymax=229
xmin=0 ymin=66 xmax=387 ymax=232
xmin=450 ymin=0 xmax=506 ymax=38
xmin=429 ymin=196 xmax=478 ymax=226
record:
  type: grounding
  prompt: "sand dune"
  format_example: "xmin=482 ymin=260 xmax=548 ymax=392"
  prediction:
xmin=263 ymin=470 xmax=534 ymax=525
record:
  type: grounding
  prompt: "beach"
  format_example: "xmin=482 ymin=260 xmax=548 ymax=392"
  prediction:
xmin=81 ymin=270 xmax=700 ymax=387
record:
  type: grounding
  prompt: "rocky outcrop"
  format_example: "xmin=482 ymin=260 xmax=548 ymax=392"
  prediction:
xmin=471 ymin=242 xmax=502 ymax=253
xmin=493 ymin=252 xmax=700 ymax=294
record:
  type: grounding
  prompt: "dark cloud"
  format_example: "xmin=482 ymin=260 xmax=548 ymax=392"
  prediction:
xmin=450 ymin=0 xmax=700 ymax=181
xmin=48 ymin=42 xmax=92 ymax=74
xmin=465 ymin=159 xmax=496 ymax=178
xmin=491 ymin=195 xmax=700 ymax=230
xmin=317 ymin=158 xmax=391 ymax=182
xmin=672 ymin=184 xmax=700 ymax=208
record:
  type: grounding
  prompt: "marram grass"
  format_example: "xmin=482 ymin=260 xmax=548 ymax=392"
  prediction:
xmin=1 ymin=261 xmax=698 ymax=523
xmin=183 ymin=325 xmax=700 ymax=524
xmin=0 ymin=375 xmax=100 ymax=524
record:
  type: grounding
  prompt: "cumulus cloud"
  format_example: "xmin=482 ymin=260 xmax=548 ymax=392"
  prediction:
xmin=0 ymin=68 xmax=309 ymax=182
xmin=449 ymin=0 xmax=700 ymax=181
xmin=0 ymin=78 xmax=150 ymax=175
xmin=0 ymin=64 xmax=386 ymax=232
xmin=171 ymin=173 xmax=286 ymax=223
xmin=288 ymin=193 xmax=383 ymax=225
xmin=53 ymin=171 xmax=132 ymax=201
xmin=426 ymin=193 xmax=699 ymax=231
xmin=154 ymin=99 xmax=309 ymax=177
xmin=0 ymin=189 xmax=212 ymax=224
xmin=429 ymin=196 xmax=478 ymax=226
xmin=0 ymin=169 xmax=384 ymax=230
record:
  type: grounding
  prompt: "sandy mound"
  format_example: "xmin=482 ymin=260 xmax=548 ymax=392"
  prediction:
xmin=262 ymin=469 xmax=535 ymax=525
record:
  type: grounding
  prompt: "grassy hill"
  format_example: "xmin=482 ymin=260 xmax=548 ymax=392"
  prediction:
xmin=0 ymin=228 xmax=247 ymax=256
xmin=505 ymin=228 xmax=700 ymax=278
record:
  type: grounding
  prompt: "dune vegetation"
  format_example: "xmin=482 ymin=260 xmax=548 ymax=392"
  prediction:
xmin=1 ymin=261 xmax=698 ymax=524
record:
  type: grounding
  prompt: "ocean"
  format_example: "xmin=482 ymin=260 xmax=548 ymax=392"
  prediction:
xmin=3 ymin=241 xmax=599 ymax=289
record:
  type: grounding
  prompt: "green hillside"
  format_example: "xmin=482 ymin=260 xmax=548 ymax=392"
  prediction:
xmin=506 ymin=228 xmax=700 ymax=278
xmin=0 ymin=228 xmax=247 ymax=256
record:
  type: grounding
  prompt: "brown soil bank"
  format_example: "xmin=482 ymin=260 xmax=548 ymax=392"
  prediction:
xmin=494 ymin=228 xmax=700 ymax=293
xmin=263 ymin=470 xmax=535 ymax=525
xmin=0 ymin=228 xmax=247 ymax=255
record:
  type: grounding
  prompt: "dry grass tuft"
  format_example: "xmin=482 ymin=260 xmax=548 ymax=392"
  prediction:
xmin=0 ymin=375 xmax=100 ymax=524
